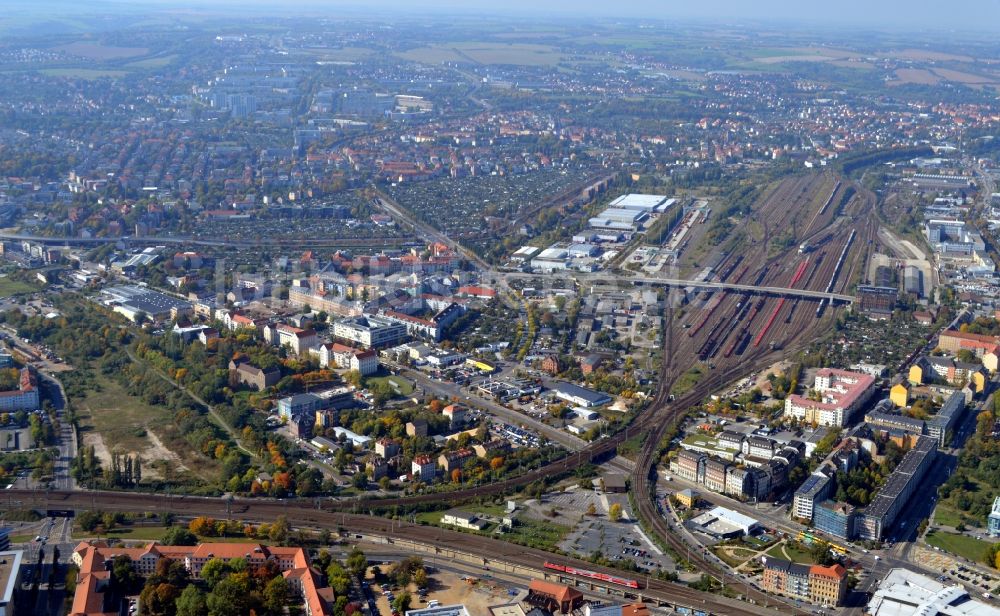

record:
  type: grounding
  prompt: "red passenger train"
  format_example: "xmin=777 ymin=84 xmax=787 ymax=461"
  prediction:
xmin=543 ymin=562 xmax=641 ymax=589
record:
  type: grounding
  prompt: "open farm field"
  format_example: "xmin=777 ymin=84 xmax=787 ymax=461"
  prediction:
xmin=53 ymin=42 xmax=148 ymax=60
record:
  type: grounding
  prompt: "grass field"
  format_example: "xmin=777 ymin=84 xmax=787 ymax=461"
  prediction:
xmin=743 ymin=535 xmax=772 ymax=548
xmin=505 ymin=518 xmax=570 ymax=550
xmin=126 ymin=55 xmax=177 ymax=69
xmin=931 ymin=68 xmax=996 ymax=85
xmin=0 ymin=277 xmax=36 ymax=297
xmin=925 ymin=531 xmax=991 ymax=563
xmin=72 ymin=523 xmax=280 ymax=544
xmin=75 ymin=370 xmax=221 ymax=484
xmin=396 ymin=46 xmax=469 ymax=65
xmin=934 ymin=505 xmax=969 ymax=529
xmin=713 ymin=546 xmax=758 ymax=567
xmin=78 ymin=525 xmax=171 ymax=541
xmin=53 ymin=42 xmax=148 ymax=60
xmin=367 ymin=375 xmax=414 ymax=396
xmin=671 ymin=364 xmax=706 ymax=396
xmin=39 ymin=68 xmax=127 ymax=79
xmin=398 ymin=42 xmax=566 ymax=66
xmin=416 ymin=511 xmax=444 ymax=525
xmin=748 ymin=47 xmax=834 ymax=59
xmin=765 ymin=542 xmax=815 ymax=564
xmin=415 ymin=508 xmax=565 ymax=548
xmin=616 ymin=433 xmax=646 ymax=459
xmin=891 ymin=68 xmax=942 ymax=86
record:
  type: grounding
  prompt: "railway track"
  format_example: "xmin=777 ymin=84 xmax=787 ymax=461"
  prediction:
xmin=21 ymin=173 xmax=868 ymax=616
xmin=616 ymin=179 xmax=875 ymax=616
xmin=623 ymin=299 xmax=810 ymax=614
xmin=7 ymin=488 xmax=773 ymax=616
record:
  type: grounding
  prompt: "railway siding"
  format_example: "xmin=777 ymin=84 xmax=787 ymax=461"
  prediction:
xmin=8 ymin=488 xmax=772 ymax=616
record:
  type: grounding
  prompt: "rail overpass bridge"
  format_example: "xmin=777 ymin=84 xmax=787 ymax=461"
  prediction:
xmin=504 ymin=272 xmax=855 ymax=303
xmin=5 ymin=231 xmax=853 ymax=302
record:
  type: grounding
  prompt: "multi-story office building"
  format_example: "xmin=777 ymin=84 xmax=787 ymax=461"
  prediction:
xmin=857 ymin=436 xmax=937 ymax=541
xmin=673 ymin=450 xmax=706 ymax=483
xmin=703 ymin=458 xmax=729 ymax=493
xmin=793 ymin=472 xmax=833 ymax=522
xmin=332 ymin=315 xmax=408 ymax=349
xmin=813 ymin=500 xmax=857 ymax=540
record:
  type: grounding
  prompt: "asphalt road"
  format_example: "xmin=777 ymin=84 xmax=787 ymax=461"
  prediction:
xmin=0 ymin=329 xmax=76 ymax=491
xmin=38 ymin=373 xmax=75 ymax=491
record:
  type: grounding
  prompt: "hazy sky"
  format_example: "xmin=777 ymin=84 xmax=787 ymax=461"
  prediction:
xmin=18 ymin=0 xmax=1000 ymax=32
xmin=132 ymin=0 xmax=1000 ymax=30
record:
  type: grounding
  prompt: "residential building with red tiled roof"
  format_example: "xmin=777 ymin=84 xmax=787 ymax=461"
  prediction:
xmin=317 ymin=342 xmax=380 ymax=376
xmin=71 ymin=541 xmax=333 ymax=616
xmin=0 ymin=367 xmax=40 ymax=411
xmin=438 ymin=447 xmax=474 ymax=473
xmin=527 ymin=579 xmax=583 ymax=613
xmin=457 ymin=285 xmax=496 ymax=298
xmin=783 ymin=368 xmax=876 ymax=427
xmin=224 ymin=312 xmax=260 ymax=333
xmin=411 ymin=454 xmax=436 ymax=481
xmin=938 ymin=329 xmax=1000 ymax=357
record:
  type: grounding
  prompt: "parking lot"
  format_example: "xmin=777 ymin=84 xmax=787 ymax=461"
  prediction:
xmin=912 ymin=544 xmax=1000 ymax=596
xmin=545 ymin=489 xmax=677 ymax=574
xmin=490 ymin=419 xmax=542 ymax=449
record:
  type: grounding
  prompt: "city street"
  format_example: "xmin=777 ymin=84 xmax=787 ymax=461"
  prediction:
xmin=0 ymin=327 xmax=76 ymax=491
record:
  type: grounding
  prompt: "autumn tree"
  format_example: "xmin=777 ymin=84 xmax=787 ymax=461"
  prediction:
xmin=392 ymin=593 xmax=412 ymax=614
xmin=206 ymin=572 xmax=253 ymax=616
xmin=199 ymin=558 xmax=229 ymax=589
xmin=189 ymin=516 xmax=216 ymax=537
xmin=326 ymin=561 xmax=351 ymax=595
xmin=989 ymin=543 xmax=1000 ymax=570
xmin=346 ymin=547 xmax=367 ymax=577
xmin=139 ymin=582 xmax=180 ymax=616
xmin=608 ymin=503 xmax=622 ymax=522
xmin=268 ymin=515 xmax=290 ymax=544
xmin=412 ymin=567 xmax=428 ymax=589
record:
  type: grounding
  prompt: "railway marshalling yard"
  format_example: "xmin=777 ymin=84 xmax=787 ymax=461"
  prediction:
xmin=20 ymin=172 xmax=880 ymax=616
xmin=613 ymin=172 xmax=876 ymax=380
xmin=691 ymin=174 xmax=872 ymax=360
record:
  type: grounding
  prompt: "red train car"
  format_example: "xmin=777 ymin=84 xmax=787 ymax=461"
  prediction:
xmin=543 ymin=562 xmax=640 ymax=589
